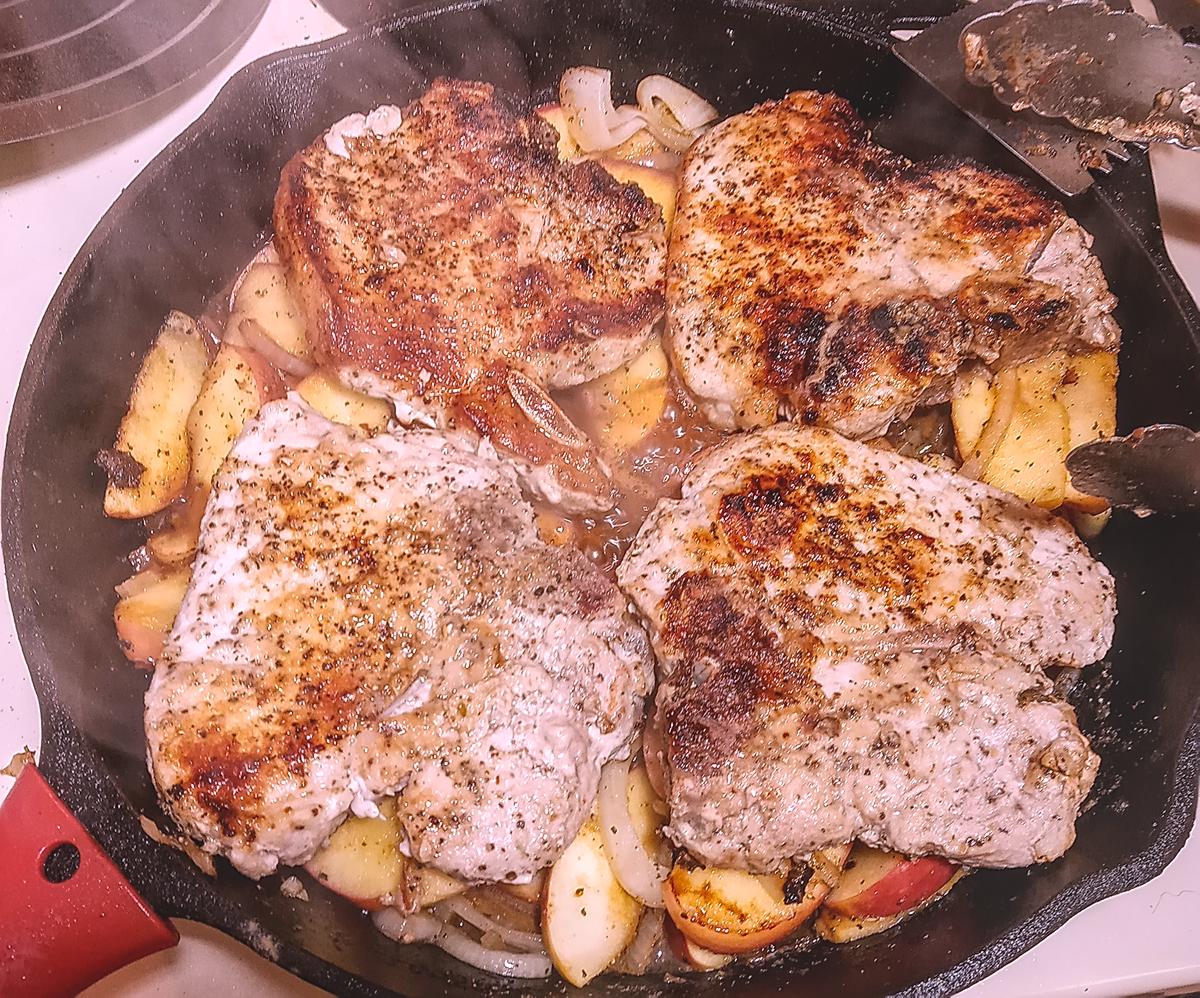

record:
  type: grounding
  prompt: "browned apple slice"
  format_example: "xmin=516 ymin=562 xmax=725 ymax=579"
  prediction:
xmin=543 ymin=816 xmax=641 ymax=986
xmin=103 ymin=311 xmax=210 ymax=519
xmin=146 ymin=495 xmax=206 ymax=566
xmin=113 ymin=566 xmax=190 ymax=664
xmin=186 ymin=344 xmax=286 ymax=489
xmin=815 ymin=868 xmax=967 ymax=943
xmin=822 ymin=845 xmax=958 ymax=919
xmin=664 ymin=846 xmax=844 ymax=957
xmin=305 ymin=800 xmax=404 ymax=911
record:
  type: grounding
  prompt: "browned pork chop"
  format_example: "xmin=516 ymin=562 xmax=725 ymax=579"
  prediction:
xmin=667 ymin=91 xmax=1119 ymax=436
xmin=617 ymin=424 xmax=1113 ymax=869
xmin=274 ymin=79 xmax=667 ymax=510
xmin=146 ymin=399 xmax=653 ymax=882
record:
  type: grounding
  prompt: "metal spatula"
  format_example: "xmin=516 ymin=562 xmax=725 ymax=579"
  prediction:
xmin=961 ymin=0 xmax=1200 ymax=148
xmin=894 ymin=0 xmax=1130 ymax=195
xmin=1067 ymin=424 xmax=1200 ymax=515
xmin=893 ymin=0 xmax=1199 ymax=195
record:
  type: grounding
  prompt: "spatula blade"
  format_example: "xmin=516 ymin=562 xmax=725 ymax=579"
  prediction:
xmin=894 ymin=0 xmax=1126 ymax=194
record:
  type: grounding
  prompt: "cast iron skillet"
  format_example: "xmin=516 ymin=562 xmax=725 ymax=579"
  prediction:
xmin=4 ymin=0 xmax=1200 ymax=994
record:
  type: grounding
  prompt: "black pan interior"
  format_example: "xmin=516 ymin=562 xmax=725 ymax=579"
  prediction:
xmin=5 ymin=1 xmax=1200 ymax=996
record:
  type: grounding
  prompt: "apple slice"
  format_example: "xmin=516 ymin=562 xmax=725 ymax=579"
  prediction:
xmin=598 ymin=159 xmax=678 ymax=230
xmin=605 ymin=128 xmax=668 ymax=165
xmin=543 ymin=816 xmax=641 ymax=987
xmin=626 ymin=763 xmax=667 ymax=861
xmin=983 ymin=378 xmax=1070 ymax=508
xmin=951 ymin=369 xmax=995 ymax=461
xmin=566 ymin=339 xmax=671 ymax=454
xmin=306 ymin=800 xmax=404 ymax=911
xmin=103 ymin=311 xmax=210 ymax=519
xmin=822 ymin=845 xmax=958 ymax=919
xmin=1060 ymin=350 xmax=1117 ymax=513
xmin=187 ymin=344 xmax=286 ymax=489
xmin=146 ymin=495 xmax=206 ymax=566
xmin=113 ymin=566 xmax=190 ymax=664
xmin=664 ymin=918 xmax=733 ymax=971
xmin=815 ymin=868 xmax=967 ymax=943
xmin=228 ymin=262 xmax=309 ymax=362
xmin=403 ymin=862 xmax=466 ymax=909
xmin=498 ymin=869 xmax=546 ymax=906
xmin=297 ymin=371 xmax=393 ymax=433
xmin=534 ymin=103 xmax=582 ymax=160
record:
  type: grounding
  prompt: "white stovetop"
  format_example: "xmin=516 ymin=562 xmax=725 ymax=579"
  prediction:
xmin=1 ymin=3 xmax=1198 ymax=996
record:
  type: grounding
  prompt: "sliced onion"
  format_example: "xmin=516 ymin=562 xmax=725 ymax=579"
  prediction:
xmin=239 ymin=317 xmax=315 ymax=378
xmin=472 ymin=884 xmax=540 ymax=925
xmin=433 ymin=922 xmax=552 ymax=979
xmin=636 ymin=75 xmax=718 ymax=153
xmin=613 ymin=907 xmax=663 ymax=975
xmin=596 ymin=758 xmax=670 ymax=908
xmin=438 ymin=897 xmax=546 ymax=953
xmin=373 ymin=907 xmax=443 ymax=944
xmin=960 ymin=368 xmax=1018 ymax=480
xmin=636 ymin=76 xmax=718 ymax=130
xmin=375 ymin=906 xmax=552 ymax=978
xmin=559 ymin=67 xmax=646 ymax=153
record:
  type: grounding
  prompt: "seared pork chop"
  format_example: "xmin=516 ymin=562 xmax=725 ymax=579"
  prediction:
xmin=146 ymin=399 xmax=653 ymax=881
xmin=667 ymin=91 xmax=1119 ymax=436
xmin=618 ymin=424 xmax=1113 ymax=869
xmin=274 ymin=79 xmax=667 ymax=511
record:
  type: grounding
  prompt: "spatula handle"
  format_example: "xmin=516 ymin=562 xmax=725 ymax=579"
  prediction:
xmin=0 ymin=764 xmax=178 ymax=997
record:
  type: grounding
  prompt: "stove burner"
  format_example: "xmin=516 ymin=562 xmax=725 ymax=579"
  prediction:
xmin=0 ymin=0 xmax=268 ymax=144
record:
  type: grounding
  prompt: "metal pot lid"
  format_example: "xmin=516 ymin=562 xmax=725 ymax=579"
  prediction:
xmin=0 ymin=0 xmax=269 ymax=145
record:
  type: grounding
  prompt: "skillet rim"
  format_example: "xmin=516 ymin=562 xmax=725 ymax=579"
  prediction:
xmin=4 ymin=1 xmax=1200 ymax=995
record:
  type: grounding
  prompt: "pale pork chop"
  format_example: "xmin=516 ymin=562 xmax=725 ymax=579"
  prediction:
xmin=145 ymin=399 xmax=653 ymax=882
xmin=274 ymin=79 xmax=667 ymax=511
xmin=618 ymin=424 xmax=1114 ymax=870
xmin=667 ymin=91 xmax=1119 ymax=436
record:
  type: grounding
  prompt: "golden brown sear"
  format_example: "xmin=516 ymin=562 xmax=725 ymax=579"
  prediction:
xmin=619 ymin=424 xmax=1113 ymax=871
xmin=667 ymin=91 xmax=1119 ymax=436
xmin=274 ymin=79 xmax=668 ymax=510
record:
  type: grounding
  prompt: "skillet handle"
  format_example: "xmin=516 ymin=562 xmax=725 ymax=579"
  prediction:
xmin=0 ymin=764 xmax=179 ymax=997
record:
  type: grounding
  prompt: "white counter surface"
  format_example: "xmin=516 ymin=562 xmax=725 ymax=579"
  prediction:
xmin=1 ymin=2 xmax=1197 ymax=995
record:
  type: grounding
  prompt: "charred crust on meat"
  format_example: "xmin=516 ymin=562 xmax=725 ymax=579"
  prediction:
xmin=659 ymin=572 xmax=822 ymax=775
xmin=668 ymin=90 xmax=1117 ymax=436
xmin=749 ymin=298 xmax=827 ymax=388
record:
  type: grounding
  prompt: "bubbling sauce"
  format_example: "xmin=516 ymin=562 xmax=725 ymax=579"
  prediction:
xmin=554 ymin=373 xmax=727 ymax=576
